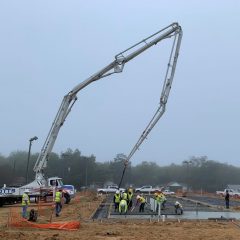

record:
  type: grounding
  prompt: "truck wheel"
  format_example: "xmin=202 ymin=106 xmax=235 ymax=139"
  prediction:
xmin=64 ymin=192 xmax=71 ymax=204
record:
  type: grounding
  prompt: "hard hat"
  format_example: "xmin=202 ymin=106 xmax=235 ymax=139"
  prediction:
xmin=175 ymin=201 xmax=180 ymax=205
xmin=136 ymin=195 xmax=140 ymax=199
xmin=116 ymin=190 xmax=120 ymax=194
xmin=24 ymin=189 xmax=30 ymax=193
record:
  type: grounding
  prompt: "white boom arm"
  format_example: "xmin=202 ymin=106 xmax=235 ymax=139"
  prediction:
xmin=33 ymin=22 xmax=182 ymax=180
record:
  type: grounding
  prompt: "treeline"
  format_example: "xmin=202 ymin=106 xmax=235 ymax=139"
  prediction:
xmin=0 ymin=149 xmax=239 ymax=192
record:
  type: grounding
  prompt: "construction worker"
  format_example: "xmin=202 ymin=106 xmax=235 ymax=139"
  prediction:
xmin=159 ymin=192 xmax=167 ymax=209
xmin=174 ymin=201 xmax=183 ymax=215
xmin=119 ymin=199 xmax=128 ymax=214
xmin=113 ymin=190 xmax=121 ymax=212
xmin=154 ymin=192 xmax=161 ymax=212
xmin=22 ymin=189 xmax=30 ymax=218
xmin=136 ymin=195 xmax=146 ymax=212
xmin=127 ymin=188 xmax=133 ymax=209
xmin=121 ymin=190 xmax=128 ymax=201
xmin=28 ymin=208 xmax=38 ymax=222
xmin=128 ymin=185 xmax=133 ymax=193
xmin=55 ymin=189 xmax=63 ymax=217
xmin=225 ymin=190 xmax=230 ymax=209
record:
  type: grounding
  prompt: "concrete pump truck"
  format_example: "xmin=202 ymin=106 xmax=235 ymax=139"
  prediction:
xmin=0 ymin=22 xmax=182 ymax=206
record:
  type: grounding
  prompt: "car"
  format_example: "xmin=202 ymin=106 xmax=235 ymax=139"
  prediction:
xmin=97 ymin=185 xmax=125 ymax=194
xmin=162 ymin=189 xmax=175 ymax=195
xmin=135 ymin=185 xmax=160 ymax=194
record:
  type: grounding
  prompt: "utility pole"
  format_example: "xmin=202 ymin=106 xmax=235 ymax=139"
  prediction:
xmin=183 ymin=160 xmax=192 ymax=191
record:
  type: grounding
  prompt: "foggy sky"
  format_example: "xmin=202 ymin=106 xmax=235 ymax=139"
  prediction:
xmin=0 ymin=0 xmax=240 ymax=166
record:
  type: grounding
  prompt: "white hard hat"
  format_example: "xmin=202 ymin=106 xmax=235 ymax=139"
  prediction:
xmin=116 ymin=190 xmax=120 ymax=194
xmin=24 ymin=189 xmax=30 ymax=193
xmin=136 ymin=195 xmax=140 ymax=199
xmin=175 ymin=201 xmax=180 ymax=205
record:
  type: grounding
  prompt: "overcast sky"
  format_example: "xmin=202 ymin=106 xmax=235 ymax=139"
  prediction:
xmin=0 ymin=0 xmax=239 ymax=166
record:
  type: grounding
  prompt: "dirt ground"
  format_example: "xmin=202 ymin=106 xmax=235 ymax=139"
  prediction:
xmin=1 ymin=192 xmax=240 ymax=240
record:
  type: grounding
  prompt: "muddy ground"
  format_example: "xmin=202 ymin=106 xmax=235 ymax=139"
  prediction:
xmin=1 ymin=192 xmax=240 ymax=240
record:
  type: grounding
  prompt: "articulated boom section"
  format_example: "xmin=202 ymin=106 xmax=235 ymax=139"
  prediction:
xmin=33 ymin=23 xmax=182 ymax=182
xmin=118 ymin=24 xmax=182 ymax=188
xmin=127 ymin=26 xmax=182 ymax=165
xmin=33 ymin=94 xmax=76 ymax=178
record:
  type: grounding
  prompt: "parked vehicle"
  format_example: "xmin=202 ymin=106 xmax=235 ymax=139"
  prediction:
xmin=97 ymin=185 xmax=125 ymax=194
xmin=63 ymin=185 xmax=76 ymax=198
xmin=0 ymin=177 xmax=75 ymax=207
xmin=135 ymin=186 xmax=160 ymax=194
xmin=162 ymin=189 xmax=175 ymax=195
xmin=216 ymin=189 xmax=240 ymax=197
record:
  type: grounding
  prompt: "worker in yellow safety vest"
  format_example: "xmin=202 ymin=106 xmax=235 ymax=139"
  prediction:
xmin=154 ymin=191 xmax=166 ymax=212
xmin=154 ymin=192 xmax=161 ymax=212
xmin=113 ymin=190 xmax=121 ymax=212
xmin=159 ymin=192 xmax=167 ymax=209
xmin=55 ymin=189 xmax=63 ymax=217
xmin=136 ymin=195 xmax=146 ymax=212
xmin=22 ymin=189 xmax=30 ymax=218
xmin=127 ymin=188 xmax=133 ymax=209
xmin=119 ymin=199 xmax=128 ymax=214
xmin=121 ymin=190 xmax=128 ymax=201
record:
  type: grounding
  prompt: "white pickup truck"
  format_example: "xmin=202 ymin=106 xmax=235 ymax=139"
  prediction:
xmin=216 ymin=188 xmax=240 ymax=197
xmin=162 ymin=189 xmax=175 ymax=195
xmin=135 ymin=185 xmax=161 ymax=194
xmin=97 ymin=185 xmax=125 ymax=194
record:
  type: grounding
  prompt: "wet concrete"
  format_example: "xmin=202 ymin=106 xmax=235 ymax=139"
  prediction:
xmin=109 ymin=211 xmax=240 ymax=220
xmin=181 ymin=194 xmax=240 ymax=208
xmin=92 ymin=198 xmax=110 ymax=219
xmin=92 ymin=193 xmax=240 ymax=220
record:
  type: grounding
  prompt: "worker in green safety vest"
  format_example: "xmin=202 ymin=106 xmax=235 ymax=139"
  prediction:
xmin=22 ymin=189 xmax=30 ymax=218
xmin=136 ymin=195 xmax=146 ymax=212
xmin=159 ymin=192 xmax=167 ymax=209
xmin=127 ymin=188 xmax=133 ymax=209
xmin=121 ymin=190 xmax=128 ymax=201
xmin=119 ymin=199 xmax=128 ymax=214
xmin=154 ymin=191 xmax=167 ymax=212
xmin=55 ymin=189 xmax=63 ymax=217
xmin=113 ymin=190 xmax=121 ymax=212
